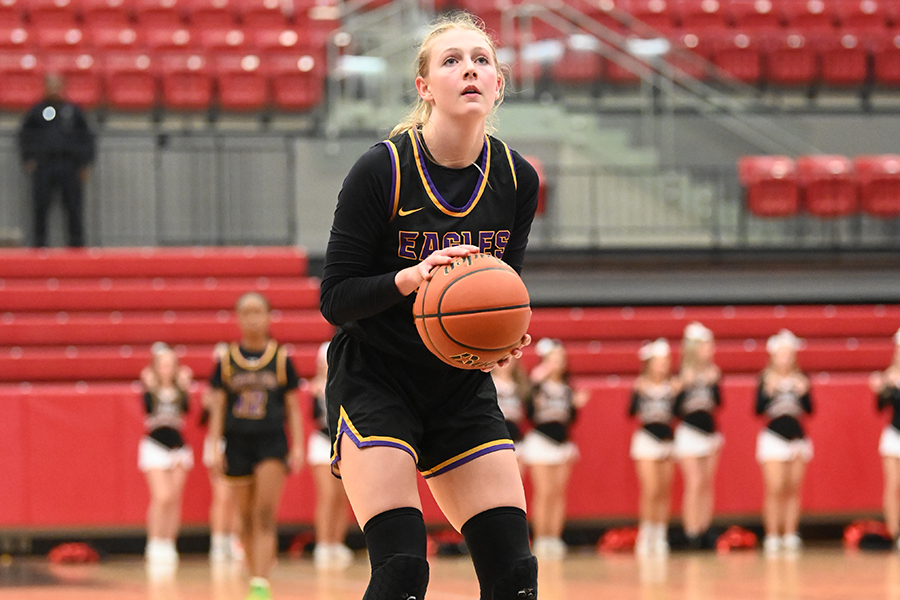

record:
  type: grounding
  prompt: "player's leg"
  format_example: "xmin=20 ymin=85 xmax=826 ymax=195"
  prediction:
xmin=209 ymin=468 xmax=231 ymax=560
xmin=231 ymin=480 xmax=256 ymax=570
xmin=338 ymin=440 xmax=428 ymax=600
xmin=429 ymin=449 xmax=535 ymax=600
xmin=655 ymin=458 xmax=674 ymax=551
xmin=248 ymin=459 xmax=287 ymax=578
xmin=144 ymin=469 xmax=169 ymax=544
xmin=884 ymin=456 xmax=900 ymax=538
xmin=635 ymin=458 xmax=659 ymax=551
xmin=31 ymin=166 xmax=52 ymax=247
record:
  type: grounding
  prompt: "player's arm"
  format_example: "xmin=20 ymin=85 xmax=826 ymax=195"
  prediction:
xmin=284 ymin=389 xmax=304 ymax=473
xmin=205 ymin=388 xmax=226 ymax=472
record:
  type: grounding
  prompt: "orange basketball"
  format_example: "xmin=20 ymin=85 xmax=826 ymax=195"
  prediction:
xmin=413 ymin=253 xmax=531 ymax=370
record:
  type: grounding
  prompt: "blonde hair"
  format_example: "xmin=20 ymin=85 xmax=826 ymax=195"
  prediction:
xmin=389 ymin=11 xmax=507 ymax=138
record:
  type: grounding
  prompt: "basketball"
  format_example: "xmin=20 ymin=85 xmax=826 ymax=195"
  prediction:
xmin=413 ymin=253 xmax=531 ymax=370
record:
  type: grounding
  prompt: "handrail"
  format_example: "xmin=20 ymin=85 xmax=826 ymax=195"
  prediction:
xmin=506 ymin=1 xmax=822 ymax=155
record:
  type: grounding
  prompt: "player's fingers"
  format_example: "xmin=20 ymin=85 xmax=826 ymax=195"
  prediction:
xmin=520 ymin=333 xmax=532 ymax=348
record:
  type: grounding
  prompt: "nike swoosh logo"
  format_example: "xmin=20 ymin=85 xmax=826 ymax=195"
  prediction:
xmin=398 ymin=207 xmax=424 ymax=217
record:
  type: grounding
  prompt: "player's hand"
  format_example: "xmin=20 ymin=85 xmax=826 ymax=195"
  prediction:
xmin=482 ymin=334 xmax=531 ymax=372
xmin=288 ymin=445 xmax=304 ymax=474
xmin=176 ymin=365 xmax=193 ymax=391
xmin=140 ymin=366 xmax=157 ymax=390
xmin=395 ymin=245 xmax=479 ymax=296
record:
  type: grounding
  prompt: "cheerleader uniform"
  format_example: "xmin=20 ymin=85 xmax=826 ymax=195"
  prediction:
xmin=494 ymin=376 xmax=526 ymax=443
xmin=519 ymin=379 xmax=578 ymax=465
xmin=878 ymin=384 xmax=900 ymax=458
xmin=630 ymin=381 xmax=676 ymax=460
xmin=755 ymin=377 xmax=814 ymax=463
xmin=307 ymin=389 xmax=333 ymax=466
xmin=673 ymin=375 xmax=724 ymax=458
xmin=138 ymin=386 xmax=194 ymax=472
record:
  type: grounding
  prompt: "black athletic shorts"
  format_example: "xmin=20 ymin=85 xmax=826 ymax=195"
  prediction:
xmin=326 ymin=330 xmax=514 ymax=479
xmin=224 ymin=429 xmax=288 ymax=479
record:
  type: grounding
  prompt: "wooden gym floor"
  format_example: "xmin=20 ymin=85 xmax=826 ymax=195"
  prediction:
xmin=0 ymin=547 xmax=895 ymax=600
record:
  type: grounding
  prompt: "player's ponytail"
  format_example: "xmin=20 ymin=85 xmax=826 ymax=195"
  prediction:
xmin=389 ymin=11 xmax=508 ymax=138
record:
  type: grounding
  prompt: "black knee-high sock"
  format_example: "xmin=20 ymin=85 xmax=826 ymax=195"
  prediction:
xmin=362 ymin=507 xmax=429 ymax=600
xmin=462 ymin=507 xmax=536 ymax=599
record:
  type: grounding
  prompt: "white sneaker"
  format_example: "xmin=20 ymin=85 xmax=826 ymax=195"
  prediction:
xmin=763 ymin=535 xmax=782 ymax=556
xmin=210 ymin=535 xmax=229 ymax=563
xmin=228 ymin=535 xmax=246 ymax=562
xmin=783 ymin=533 xmax=802 ymax=553
xmin=532 ymin=537 xmax=566 ymax=561
xmin=653 ymin=524 xmax=669 ymax=555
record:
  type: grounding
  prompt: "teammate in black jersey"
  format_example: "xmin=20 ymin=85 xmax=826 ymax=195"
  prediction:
xmin=673 ymin=322 xmax=723 ymax=549
xmin=207 ymin=293 xmax=304 ymax=600
xmin=320 ymin=12 xmax=539 ymax=600
xmin=138 ymin=343 xmax=194 ymax=566
xmin=756 ymin=329 xmax=813 ymax=556
xmin=630 ymin=338 xmax=681 ymax=556
xmin=308 ymin=342 xmax=353 ymax=570
xmin=870 ymin=328 xmax=900 ymax=547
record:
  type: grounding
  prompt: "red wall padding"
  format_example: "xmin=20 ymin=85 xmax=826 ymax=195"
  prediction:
xmin=0 ymin=374 xmax=887 ymax=529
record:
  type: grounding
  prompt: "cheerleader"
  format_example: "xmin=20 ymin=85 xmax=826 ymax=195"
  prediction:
xmin=674 ymin=322 xmax=723 ymax=549
xmin=756 ymin=329 xmax=813 ymax=555
xmin=630 ymin=338 xmax=681 ymax=556
xmin=138 ymin=343 xmax=195 ymax=564
xmin=490 ymin=355 xmax=530 ymax=450
xmin=201 ymin=345 xmax=245 ymax=564
xmin=519 ymin=339 xmax=588 ymax=560
xmin=308 ymin=342 xmax=354 ymax=570
xmin=870 ymin=328 xmax=900 ymax=546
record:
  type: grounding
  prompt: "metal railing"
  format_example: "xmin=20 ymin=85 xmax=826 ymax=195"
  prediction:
xmin=3 ymin=130 xmax=897 ymax=251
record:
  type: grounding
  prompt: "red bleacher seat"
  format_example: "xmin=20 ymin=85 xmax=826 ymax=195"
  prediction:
xmin=158 ymin=50 xmax=213 ymax=110
xmin=0 ymin=50 xmax=42 ymax=109
xmin=781 ymin=0 xmax=837 ymax=30
xmin=248 ymin=24 xmax=305 ymax=50
xmin=84 ymin=22 xmax=141 ymax=48
xmin=797 ymin=154 xmax=858 ymax=217
xmin=0 ymin=246 xmax=309 ymax=277
xmin=549 ymin=43 xmax=605 ymax=84
xmin=214 ymin=51 xmax=267 ymax=110
xmin=0 ymin=22 xmax=29 ymax=48
xmin=265 ymin=49 xmax=323 ymax=110
xmin=102 ymin=51 xmax=157 ymax=109
xmin=816 ymin=30 xmax=870 ymax=85
xmin=189 ymin=3 xmax=236 ymax=27
xmin=762 ymin=30 xmax=818 ymax=85
xmin=45 ymin=51 xmax=102 ymax=108
xmin=728 ymin=0 xmax=781 ymax=30
xmin=835 ymin=0 xmax=891 ymax=31
xmin=0 ymin=311 xmax=332 ymax=345
xmin=0 ymin=277 xmax=320 ymax=311
xmin=738 ymin=155 xmax=800 ymax=217
xmin=624 ymin=0 xmax=677 ymax=31
xmin=669 ymin=29 xmax=712 ymax=79
xmin=82 ymin=0 xmax=132 ymax=28
xmin=33 ymin=23 xmax=86 ymax=49
xmin=673 ymin=0 xmax=727 ymax=28
xmin=27 ymin=5 xmax=78 ymax=27
xmin=710 ymin=29 xmax=762 ymax=83
xmin=143 ymin=22 xmax=193 ymax=49
xmin=872 ymin=29 xmax=900 ymax=85
xmin=193 ymin=23 xmax=246 ymax=49
xmin=0 ymin=3 xmax=20 ymax=25
xmin=81 ymin=0 xmax=133 ymax=12
xmin=854 ymin=154 xmax=900 ymax=217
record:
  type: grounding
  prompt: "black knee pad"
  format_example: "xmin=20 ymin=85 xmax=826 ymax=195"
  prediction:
xmin=362 ymin=554 xmax=430 ymax=600
xmin=462 ymin=507 xmax=535 ymax=600
xmin=492 ymin=556 xmax=537 ymax=600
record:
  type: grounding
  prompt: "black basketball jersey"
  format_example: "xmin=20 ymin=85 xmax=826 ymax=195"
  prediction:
xmin=210 ymin=340 xmax=299 ymax=434
xmin=322 ymin=128 xmax=536 ymax=369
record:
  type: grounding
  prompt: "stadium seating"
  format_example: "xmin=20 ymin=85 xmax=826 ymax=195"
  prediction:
xmin=737 ymin=155 xmax=800 ymax=217
xmin=158 ymin=50 xmax=213 ymax=110
xmin=739 ymin=154 xmax=900 ymax=219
